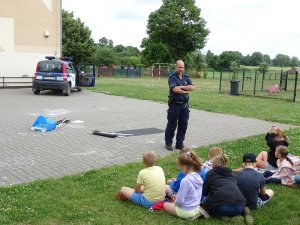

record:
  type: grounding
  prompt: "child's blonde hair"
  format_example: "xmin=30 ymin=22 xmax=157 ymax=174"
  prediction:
xmin=275 ymin=145 xmax=293 ymax=166
xmin=212 ymin=153 xmax=229 ymax=168
xmin=275 ymin=128 xmax=289 ymax=142
xmin=143 ymin=150 xmax=156 ymax=167
xmin=177 ymin=150 xmax=202 ymax=172
xmin=208 ymin=147 xmax=223 ymax=160
xmin=180 ymin=146 xmax=193 ymax=154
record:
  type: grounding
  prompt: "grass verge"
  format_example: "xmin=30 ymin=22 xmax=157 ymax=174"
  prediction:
xmin=0 ymin=129 xmax=299 ymax=225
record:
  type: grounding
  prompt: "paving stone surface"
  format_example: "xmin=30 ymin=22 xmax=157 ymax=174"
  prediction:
xmin=0 ymin=88 xmax=294 ymax=186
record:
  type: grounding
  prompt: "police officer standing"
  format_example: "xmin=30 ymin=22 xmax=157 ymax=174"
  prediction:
xmin=165 ymin=60 xmax=194 ymax=151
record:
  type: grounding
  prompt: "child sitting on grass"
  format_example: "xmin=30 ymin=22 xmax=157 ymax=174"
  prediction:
xmin=202 ymin=147 xmax=223 ymax=173
xmin=163 ymin=150 xmax=209 ymax=220
xmin=264 ymin=145 xmax=296 ymax=186
xmin=166 ymin=147 xmax=206 ymax=199
xmin=256 ymin=125 xmax=289 ymax=170
xmin=202 ymin=154 xmax=251 ymax=222
xmin=116 ymin=150 xmax=166 ymax=208
xmin=236 ymin=153 xmax=274 ymax=209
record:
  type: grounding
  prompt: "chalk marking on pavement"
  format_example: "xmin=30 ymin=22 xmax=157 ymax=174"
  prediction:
xmin=0 ymin=157 xmax=35 ymax=168
xmin=71 ymin=151 xmax=97 ymax=156
xmin=67 ymin=124 xmax=85 ymax=129
xmin=71 ymin=120 xmax=84 ymax=124
xmin=45 ymin=109 xmax=71 ymax=117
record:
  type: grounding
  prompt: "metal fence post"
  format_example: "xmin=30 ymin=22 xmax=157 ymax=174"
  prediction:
xmin=219 ymin=70 xmax=222 ymax=92
xmin=242 ymin=69 xmax=245 ymax=92
xmin=285 ymin=72 xmax=288 ymax=91
xmin=279 ymin=70 xmax=283 ymax=88
xmin=293 ymin=71 xmax=298 ymax=102
xmin=254 ymin=70 xmax=257 ymax=95
xmin=261 ymin=71 xmax=265 ymax=91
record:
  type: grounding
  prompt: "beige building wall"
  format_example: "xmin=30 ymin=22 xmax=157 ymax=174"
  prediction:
xmin=0 ymin=0 xmax=61 ymax=77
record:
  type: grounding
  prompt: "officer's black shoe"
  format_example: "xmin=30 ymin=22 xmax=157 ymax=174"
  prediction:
xmin=165 ymin=145 xmax=174 ymax=151
xmin=176 ymin=146 xmax=184 ymax=150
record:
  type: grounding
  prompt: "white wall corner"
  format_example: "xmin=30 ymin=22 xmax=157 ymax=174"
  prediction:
xmin=0 ymin=17 xmax=14 ymax=52
xmin=42 ymin=0 xmax=52 ymax=12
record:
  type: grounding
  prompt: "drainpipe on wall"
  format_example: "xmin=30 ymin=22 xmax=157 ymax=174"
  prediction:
xmin=60 ymin=0 xmax=62 ymax=57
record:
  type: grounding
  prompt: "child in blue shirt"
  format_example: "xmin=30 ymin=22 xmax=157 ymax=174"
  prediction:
xmin=164 ymin=150 xmax=209 ymax=220
xmin=168 ymin=168 xmax=206 ymax=193
xmin=166 ymin=147 xmax=205 ymax=198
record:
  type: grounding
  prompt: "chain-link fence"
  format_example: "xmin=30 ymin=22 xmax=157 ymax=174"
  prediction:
xmin=218 ymin=69 xmax=299 ymax=102
xmin=96 ymin=66 xmax=299 ymax=102
xmin=98 ymin=67 xmax=141 ymax=78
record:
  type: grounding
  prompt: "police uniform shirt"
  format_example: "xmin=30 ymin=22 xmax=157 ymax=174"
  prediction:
xmin=168 ymin=73 xmax=193 ymax=103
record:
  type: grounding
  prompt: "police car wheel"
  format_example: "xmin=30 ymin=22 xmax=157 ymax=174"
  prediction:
xmin=64 ymin=84 xmax=71 ymax=96
xmin=33 ymin=90 xmax=40 ymax=95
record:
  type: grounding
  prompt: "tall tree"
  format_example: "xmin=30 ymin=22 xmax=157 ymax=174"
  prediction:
xmin=140 ymin=38 xmax=173 ymax=67
xmin=213 ymin=55 xmax=220 ymax=70
xmin=272 ymin=54 xmax=291 ymax=67
xmin=218 ymin=51 xmax=243 ymax=69
xmin=92 ymin=45 xmax=117 ymax=67
xmin=98 ymin=37 xmax=113 ymax=48
xmin=229 ymin=61 xmax=240 ymax=79
xmin=114 ymin=44 xmax=126 ymax=54
xmin=193 ymin=51 xmax=207 ymax=77
xmin=117 ymin=46 xmax=140 ymax=57
xmin=263 ymin=54 xmax=271 ymax=65
xmin=206 ymin=50 xmax=217 ymax=69
xmin=258 ymin=62 xmax=270 ymax=74
xmin=250 ymin=52 xmax=264 ymax=66
xmin=114 ymin=45 xmax=141 ymax=66
xmin=290 ymin=56 xmax=300 ymax=67
xmin=143 ymin=0 xmax=209 ymax=61
xmin=241 ymin=54 xmax=251 ymax=66
xmin=120 ymin=56 xmax=142 ymax=68
xmin=62 ymin=10 xmax=95 ymax=64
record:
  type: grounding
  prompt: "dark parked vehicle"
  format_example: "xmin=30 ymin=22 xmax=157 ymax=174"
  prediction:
xmin=32 ymin=56 xmax=95 ymax=96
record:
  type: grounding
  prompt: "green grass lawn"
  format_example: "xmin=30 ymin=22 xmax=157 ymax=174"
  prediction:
xmin=90 ymin=78 xmax=300 ymax=125
xmin=1 ymin=77 xmax=300 ymax=225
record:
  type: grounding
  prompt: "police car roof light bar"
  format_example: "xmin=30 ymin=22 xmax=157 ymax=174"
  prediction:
xmin=60 ymin=56 xmax=73 ymax=61
xmin=45 ymin=56 xmax=55 ymax=60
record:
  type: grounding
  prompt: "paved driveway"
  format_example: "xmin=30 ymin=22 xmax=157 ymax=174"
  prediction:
xmin=0 ymin=88 xmax=294 ymax=186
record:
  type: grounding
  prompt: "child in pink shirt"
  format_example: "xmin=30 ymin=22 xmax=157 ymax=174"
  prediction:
xmin=264 ymin=145 xmax=296 ymax=186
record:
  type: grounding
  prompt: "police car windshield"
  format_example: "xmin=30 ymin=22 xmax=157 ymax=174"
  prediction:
xmin=37 ymin=61 xmax=63 ymax=73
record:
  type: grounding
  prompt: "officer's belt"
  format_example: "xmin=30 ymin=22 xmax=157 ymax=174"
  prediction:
xmin=173 ymin=101 xmax=186 ymax=104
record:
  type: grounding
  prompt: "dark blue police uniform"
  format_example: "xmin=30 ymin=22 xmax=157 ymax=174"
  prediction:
xmin=165 ymin=72 xmax=192 ymax=149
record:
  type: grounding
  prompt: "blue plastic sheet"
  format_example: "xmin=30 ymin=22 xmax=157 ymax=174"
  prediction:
xmin=31 ymin=115 xmax=57 ymax=132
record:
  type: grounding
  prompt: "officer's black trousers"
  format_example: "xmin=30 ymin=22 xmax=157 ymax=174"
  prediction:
xmin=165 ymin=103 xmax=189 ymax=148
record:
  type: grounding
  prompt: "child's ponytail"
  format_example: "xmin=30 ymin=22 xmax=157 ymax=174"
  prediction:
xmin=286 ymin=156 xmax=294 ymax=166
xmin=189 ymin=151 xmax=202 ymax=171
xmin=177 ymin=150 xmax=202 ymax=172
xmin=212 ymin=153 xmax=229 ymax=168
xmin=276 ymin=145 xmax=293 ymax=166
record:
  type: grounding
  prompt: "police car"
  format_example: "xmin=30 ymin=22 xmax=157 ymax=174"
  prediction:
xmin=32 ymin=56 xmax=96 ymax=96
